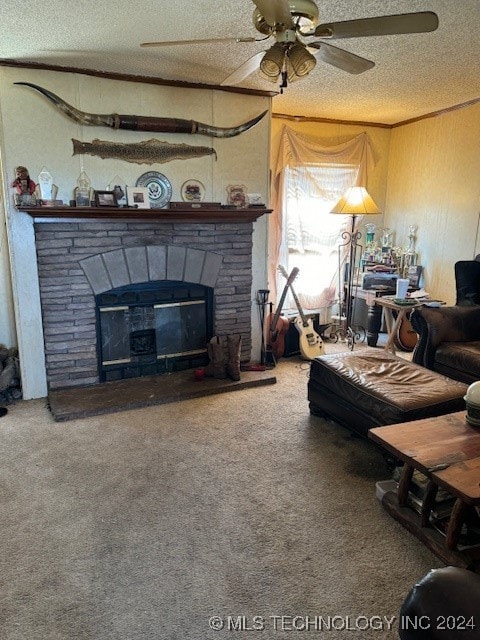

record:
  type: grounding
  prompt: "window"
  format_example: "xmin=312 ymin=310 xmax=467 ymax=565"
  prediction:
xmin=279 ymin=163 xmax=359 ymax=311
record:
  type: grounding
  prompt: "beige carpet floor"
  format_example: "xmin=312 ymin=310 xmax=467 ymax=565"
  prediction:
xmin=0 ymin=343 xmax=440 ymax=640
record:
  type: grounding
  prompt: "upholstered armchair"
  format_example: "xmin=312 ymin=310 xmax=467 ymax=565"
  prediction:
xmin=410 ymin=258 xmax=480 ymax=384
xmin=454 ymin=258 xmax=480 ymax=305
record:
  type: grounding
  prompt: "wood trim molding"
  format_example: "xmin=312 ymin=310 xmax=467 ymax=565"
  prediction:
xmin=273 ymin=94 xmax=480 ymax=130
xmin=272 ymin=112 xmax=391 ymax=129
xmin=391 ymin=97 xmax=480 ymax=128
xmin=0 ymin=59 xmax=278 ymax=98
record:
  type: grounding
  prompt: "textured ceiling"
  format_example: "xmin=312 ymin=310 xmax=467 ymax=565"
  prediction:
xmin=1 ymin=0 xmax=479 ymax=125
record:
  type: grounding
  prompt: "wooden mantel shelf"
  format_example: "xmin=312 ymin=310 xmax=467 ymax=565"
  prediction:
xmin=21 ymin=206 xmax=272 ymax=224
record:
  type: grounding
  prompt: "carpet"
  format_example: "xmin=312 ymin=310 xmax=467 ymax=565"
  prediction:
xmin=0 ymin=356 xmax=441 ymax=639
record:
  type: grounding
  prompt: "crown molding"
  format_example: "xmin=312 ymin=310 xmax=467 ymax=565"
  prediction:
xmin=0 ymin=59 xmax=278 ymax=98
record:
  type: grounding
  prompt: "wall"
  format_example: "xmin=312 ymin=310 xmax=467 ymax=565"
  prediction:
xmin=385 ymin=103 xmax=480 ymax=304
xmin=0 ymin=67 xmax=271 ymax=398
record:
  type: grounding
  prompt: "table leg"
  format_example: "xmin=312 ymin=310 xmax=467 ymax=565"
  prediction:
xmin=366 ymin=303 xmax=382 ymax=347
xmin=383 ymin=309 xmax=408 ymax=354
xmin=421 ymin=480 xmax=438 ymax=527
xmin=398 ymin=464 xmax=414 ymax=506
xmin=445 ymin=499 xmax=470 ymax=550
xmin=382 ymin=308 xmax=396 ymax=353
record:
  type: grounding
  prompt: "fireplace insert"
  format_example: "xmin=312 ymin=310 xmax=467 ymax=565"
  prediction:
xmin=96 ymin=281 xmax=213 ymax=382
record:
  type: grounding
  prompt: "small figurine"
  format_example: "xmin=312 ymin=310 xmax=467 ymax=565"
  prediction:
xmin=11 ymin=165 xmax=37 ymax=206
xmin=112 ymin=184 xmax=125 ymax=205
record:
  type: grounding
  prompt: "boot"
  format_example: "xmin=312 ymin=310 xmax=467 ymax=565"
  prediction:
xmin=227 ymin=334 xmax=242 ymax=381
xmin=205 ymin=336 xmax=227 ymax=379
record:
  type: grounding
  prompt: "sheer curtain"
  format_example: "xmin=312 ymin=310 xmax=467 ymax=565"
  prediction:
xmin=280 ymin=163 xmax=359 ymax=310
xmin=270 ymin=126 xmax=375 ymax=309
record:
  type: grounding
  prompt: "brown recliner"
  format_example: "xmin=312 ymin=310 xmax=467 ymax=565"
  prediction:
xmin=410 ymin=257 xmax=480 ymax=384
xmin=411 ymin=305 xmax=480 ymax=384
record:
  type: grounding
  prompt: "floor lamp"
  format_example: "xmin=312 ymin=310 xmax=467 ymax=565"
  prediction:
xmin=330 ymin=186 xmax=381 ymax=350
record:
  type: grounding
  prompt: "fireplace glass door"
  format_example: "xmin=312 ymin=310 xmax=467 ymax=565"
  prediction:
xmin=96 ymin=282 xmax=212 ymax=381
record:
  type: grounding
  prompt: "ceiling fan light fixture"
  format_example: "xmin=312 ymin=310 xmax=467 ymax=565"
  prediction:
xmin=285 ymin=59 xmax=300 ymax=83
xmin=259 ymin=42 xmax=286 ymax=80
xmin=253 ymin=0 xmax=319 ymax=35
xmin=287 ymin=42 xmax=316 ymax=78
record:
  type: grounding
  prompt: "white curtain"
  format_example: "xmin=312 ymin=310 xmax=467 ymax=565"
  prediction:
xmin=280 ymin=163 xmax=360 ymax=310
xmin=269 ymin=126 xmax=376 ymax=308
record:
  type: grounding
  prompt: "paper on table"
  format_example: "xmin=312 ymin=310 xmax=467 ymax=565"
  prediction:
xmin=409 ymin=288 xmax=429 ymax=299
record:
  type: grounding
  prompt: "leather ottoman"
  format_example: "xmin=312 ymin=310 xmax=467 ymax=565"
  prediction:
xmin=308 ymin=349 xmax=468 ymax=437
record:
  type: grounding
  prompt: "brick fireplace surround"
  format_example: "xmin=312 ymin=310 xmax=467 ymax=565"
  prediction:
xmin=26 ymin=207 xmax=269 ymax=391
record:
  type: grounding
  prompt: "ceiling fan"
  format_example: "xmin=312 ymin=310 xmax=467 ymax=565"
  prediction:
xmin=140 ymin=0 xmax=438 ymax=90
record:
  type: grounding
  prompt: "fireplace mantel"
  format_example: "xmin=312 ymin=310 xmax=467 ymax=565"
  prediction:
xmin=21 ymin=206 xmax=271 ymax=224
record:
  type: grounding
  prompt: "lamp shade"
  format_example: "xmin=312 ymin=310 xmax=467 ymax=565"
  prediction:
xmin=260 ymin=43 xmax=286 ymax=80
xmin=330 ymin=186 xmax=381 ymax=215
xmin=287 ymin=43 xmax=316 ymax=79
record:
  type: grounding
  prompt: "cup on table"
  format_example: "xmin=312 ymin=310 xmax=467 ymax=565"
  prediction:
xmin=396 ymin=278 xmax=410 ymax=299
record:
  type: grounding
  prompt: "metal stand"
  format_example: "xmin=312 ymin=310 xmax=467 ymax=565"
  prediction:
xmin=256 ymin=289 xmax=270 ymax=366
xmin=332 ymin=215 xmax=365 ymax=350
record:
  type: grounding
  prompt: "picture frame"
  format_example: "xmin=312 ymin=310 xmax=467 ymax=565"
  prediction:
xmin=94 ymin=190 xmax=118 ymax=207
xmin=126 ymin=186 xmax=151 ymax=209
xmin=407 ymin=265 xmax=423 ymax=287
xmin=226 ymin=184 xmax=248 ymax=208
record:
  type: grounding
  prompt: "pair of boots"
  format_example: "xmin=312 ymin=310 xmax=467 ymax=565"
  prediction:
xmin=205 ymin=335 xmax=242 ymax=381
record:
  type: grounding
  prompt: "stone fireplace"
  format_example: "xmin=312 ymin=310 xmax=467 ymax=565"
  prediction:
xmin=29 ymin=207 xmax=268 ymax=391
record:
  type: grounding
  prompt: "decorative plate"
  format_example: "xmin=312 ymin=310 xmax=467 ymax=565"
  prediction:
xmin=181 ymin=179 xmax=205 ymax=203
xmin=135 ymin=171 xmax=172 ymax=209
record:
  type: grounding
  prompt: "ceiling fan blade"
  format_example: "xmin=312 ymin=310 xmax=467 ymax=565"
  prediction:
xmin=141 ymin=37 xmax=256 ymax=48
xmin=251 ymin=0 xmax=294 ymax=28
xmin=314 ymin=11 xmax=439 ymax=39
xmin=307 ymin=42 xmax=374 ymax=74
xmin=220 ymin=51 xmax=266 ymax=86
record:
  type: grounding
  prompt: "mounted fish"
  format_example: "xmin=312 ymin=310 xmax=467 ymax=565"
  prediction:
xmin=15 ymin=82 xmax=267 ymax=138
xmin=72 ymin=138 xmax=217 ymax=165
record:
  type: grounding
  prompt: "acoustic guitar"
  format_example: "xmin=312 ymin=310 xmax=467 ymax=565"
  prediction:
xmin=278 ymin=265 xmax=325 ymax=360
xmin=266 ymin=267 xmax=299 ymax=364
xmin=393 ymin=310 xmax=418 ymax=352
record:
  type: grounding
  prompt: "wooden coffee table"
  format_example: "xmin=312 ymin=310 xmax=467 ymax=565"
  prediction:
xmin=369 ymin=412 xmax=480 ymax=570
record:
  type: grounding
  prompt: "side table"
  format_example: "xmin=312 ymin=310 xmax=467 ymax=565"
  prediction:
xmin=369 ymin=412 xmax=480 ymax=571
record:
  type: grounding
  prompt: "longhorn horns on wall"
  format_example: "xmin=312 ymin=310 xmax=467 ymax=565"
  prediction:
xmin=14 ymin=82 xmax=268 ymax=139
